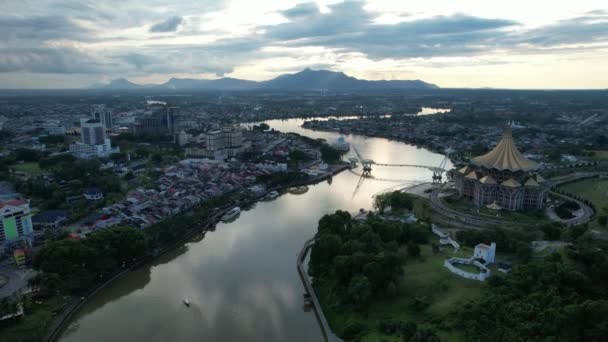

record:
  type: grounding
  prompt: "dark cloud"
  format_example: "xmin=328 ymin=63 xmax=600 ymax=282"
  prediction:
xmin=0 ymin=47 xmax=111 ymax=74
xmin=585 ymin=10 xmax=607 ymax=16
xmin=268 ymin=1 xmax=372 ymax=41
xmin=504 ymin=13 xmax=608 ymax=47
xmin=149 ymin=16 xmax=184 ymax=33
xmin=0 ymin=15 xmax=93 ymax=42
xmin=280 ymin=3 xmax=320 ymax=19
xmin=265 ymin=2 xmax=518 ymax=59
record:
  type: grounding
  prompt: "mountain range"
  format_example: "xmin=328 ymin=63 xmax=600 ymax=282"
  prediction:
xmin=92 ymin=68 xmax=438 ymax=90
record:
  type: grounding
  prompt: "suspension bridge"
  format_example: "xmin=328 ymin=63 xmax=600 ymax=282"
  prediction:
xmin=350 ymin=145 xmax=453 ymax=184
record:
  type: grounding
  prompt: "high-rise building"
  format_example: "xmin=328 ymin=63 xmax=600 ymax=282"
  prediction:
xmin=0 ymin=199 xmax=34 ymax=246
xmin=186 ymin=126 xmax=245 ymax=159
xmin=80 ymin=118 xmax=105 ymax=145
xmin=165 ymin=107 xmax=178 ymax=134
xmin=92 ymin=105 xmax=113 ymax=129
xmin=133 ymin=106 xmax=178 ymax=136
xmin=70 ymin=118 xmax=118 ymax=159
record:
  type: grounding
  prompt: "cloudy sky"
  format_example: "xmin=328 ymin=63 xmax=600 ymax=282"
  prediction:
xmin=1 ymin=0 xmax=607 ymax=89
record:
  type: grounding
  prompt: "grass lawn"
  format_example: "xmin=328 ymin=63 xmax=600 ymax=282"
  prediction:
xmin=317 ymin=244 xmax=487 ymax=341
xmin=452 ymin=262 xmax=483 ymax=274
xmin=560 ymin=178 xmax=608 ymax=211
xmin=10 ymin=162 xmax=42 ymax=176
xmin=590 ymin=150 xmax=608 ymax=162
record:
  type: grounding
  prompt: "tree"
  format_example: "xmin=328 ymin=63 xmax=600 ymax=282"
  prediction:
xmin=515 ymin=241 xmax=532 ymax=262
xmin=13 ymin=148 xmax=41 ymax=162
xmin=109 ymin=152 xmax=127 ymax=163
xmin=373 ymin=193 xmax=390 ymax=213
xmin=289 ymin=149 xmax=309 ymax=161
xmin=407 ymin=242 xmax=421 ymax=258
xmin=541 ymin=223 xmax=562 ymax=240
xmin=598 ymin=215 xmax=607 ymax=227
xmin=333 ymin=255 xmax=353 ymax=285
xmin=320 ymin=144 xmax=343 ymax=163
xmin=309 ymin=234 xmax=342 ymax=277
xmin=151 ymin=153 xmax=163 ymax=163
xmin=431 ymin=243 xmax=440 ymax=256
xmin=413 ymin=200 xmax=432 ymax=222
xmin=38 ymin=134 xmax=65 ymax=145
xmin=32 ymin=239 xmax=98 ymax=293
xmin=347 ymin=274 xmax=371 ymax=306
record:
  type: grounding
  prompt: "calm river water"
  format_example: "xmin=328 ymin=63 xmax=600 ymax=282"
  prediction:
xmin=58 ymin=114 xmax=452 ymax=342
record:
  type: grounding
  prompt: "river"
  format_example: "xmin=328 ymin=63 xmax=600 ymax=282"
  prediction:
xmin=58 ymin=115 xmax=452 ymax=342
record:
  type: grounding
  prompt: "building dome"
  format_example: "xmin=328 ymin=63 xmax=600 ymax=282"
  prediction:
xmin=470 ymin=125 xmax=538 ymax=172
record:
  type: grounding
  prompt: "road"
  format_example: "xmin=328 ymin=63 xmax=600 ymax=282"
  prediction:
xmin=545 ymin=192 xmax=594 ymax=226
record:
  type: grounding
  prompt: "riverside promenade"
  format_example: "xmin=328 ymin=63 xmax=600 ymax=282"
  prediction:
xmin=296 ymin=238 xmax=341 ymax=342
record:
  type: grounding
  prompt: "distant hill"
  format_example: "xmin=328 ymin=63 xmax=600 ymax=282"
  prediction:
xmin=262 ymin=68 xmax=438 ymax=90
xmin=160 ymin=77 xmax=258 ymax=90
xmin=98 ymin=78 xmax=145 ymax=89
xmin=92 ymin=69 xmax=438 ymax=90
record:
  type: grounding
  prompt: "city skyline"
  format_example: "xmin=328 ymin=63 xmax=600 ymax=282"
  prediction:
xmin=1 ymin=0 xmax=607 ymax=89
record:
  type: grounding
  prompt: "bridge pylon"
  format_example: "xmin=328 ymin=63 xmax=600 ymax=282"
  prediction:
xmin=362 ymin=161 xmax=373 ymax=175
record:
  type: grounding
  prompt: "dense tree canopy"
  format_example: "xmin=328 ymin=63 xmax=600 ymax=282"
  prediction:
xmin=309 ymin=211 xmax=430 ymax=307
xmin=32 ymin=226 xmax=148 ymax=294
xmin=373 ymin=191 xmax=415 ymax=213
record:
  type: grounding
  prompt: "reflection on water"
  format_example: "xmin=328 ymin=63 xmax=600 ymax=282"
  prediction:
xmin=58 ymin=118 xmax=451 ymax=342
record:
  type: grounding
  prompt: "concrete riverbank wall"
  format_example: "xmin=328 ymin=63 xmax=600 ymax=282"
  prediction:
xmin=296 ymin=238 xmax=342 ymax=342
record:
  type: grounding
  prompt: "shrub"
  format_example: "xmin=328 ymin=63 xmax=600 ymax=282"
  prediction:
xmin=343 ymin=321 xmax=368 ymax=340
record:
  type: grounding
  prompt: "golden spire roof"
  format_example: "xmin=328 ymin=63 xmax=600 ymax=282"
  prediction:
xmin=524 ymin=178 xmax=540 ymax=187
xmin=479 ymin=175 xmax=497 ymax=185
xmin=470 ymin=125 xmax=539 ymax=172
xmin=465 ymin=171 xmax=478 ymax=180
xmin=458 ymin=165 xmax=472 ymax=174
xmin=501 ymin=178 xmax=522 ymax=188
xmin=486 ymin=201 xmax=502 ymax=210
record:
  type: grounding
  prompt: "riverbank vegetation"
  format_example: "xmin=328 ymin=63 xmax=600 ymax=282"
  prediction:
xmin=373 ymin=191 xmax=415 ymax=214
xmin=310 ymin=208 xmax=608 ymax=341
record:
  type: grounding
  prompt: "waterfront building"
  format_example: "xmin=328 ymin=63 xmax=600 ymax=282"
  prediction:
xmin=0 ymin=199 xmax=34 ymax=247
xmin=450 ymin=125 xmax=548 ymax=211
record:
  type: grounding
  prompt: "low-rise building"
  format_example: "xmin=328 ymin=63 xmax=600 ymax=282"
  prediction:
xmin=32 ymin=210 xmax=69 ymax=229
xmin=83 ymin=188 xmax=104 ymax=201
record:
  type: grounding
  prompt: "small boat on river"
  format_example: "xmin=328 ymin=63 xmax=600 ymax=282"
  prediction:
xmin=221 ymin=207 xmax=241 ymax=222
xmin=287 ymin=186 xmax=309 ymax=195
xmin=183 ymin=298 xmax=190 ymax=307
xmin=264 ymin=191 xmax=279 ymax=200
